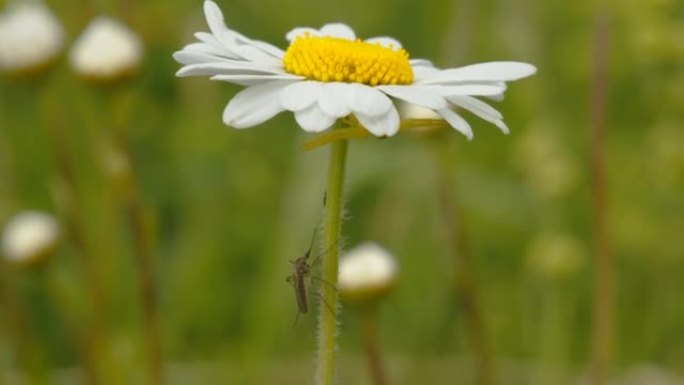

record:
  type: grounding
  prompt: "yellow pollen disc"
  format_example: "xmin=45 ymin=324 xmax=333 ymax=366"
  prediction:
xmin=283 ymin=35 xmax=414 ymax=86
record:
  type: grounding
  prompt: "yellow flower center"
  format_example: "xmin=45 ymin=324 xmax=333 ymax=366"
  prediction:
xmin=283 ymin=35 xmax=414 ymax=86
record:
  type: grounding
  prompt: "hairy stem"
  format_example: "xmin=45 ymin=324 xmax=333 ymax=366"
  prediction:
xmin=315 ymin=139 xmax=348 ymax=385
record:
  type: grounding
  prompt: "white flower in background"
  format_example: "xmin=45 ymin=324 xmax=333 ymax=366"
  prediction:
xmin=70 ymin=17 xmax=143 ymax=81
xmin=2 ymin=211 xmax=60 ymax=265
xmin=174 ymin=0 xmax=536 ymax=139
xmin=339 ymin=242 xmax=398 ymax=304
xmin=0 ymin=2 xmax=64 ymax=73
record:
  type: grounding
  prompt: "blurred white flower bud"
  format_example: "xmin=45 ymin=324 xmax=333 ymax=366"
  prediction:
xmin=0 ymin=2 xmax=64 ymax=75
xmin=526 ymin=233 xmax=585 ymax=281
xmin=70 ymin=17 xmax=143 ymax=82
xmin=2 ymin=211 xmax=60 ymax=265
xmin=339 ymin=242 xmax=398 ymax=305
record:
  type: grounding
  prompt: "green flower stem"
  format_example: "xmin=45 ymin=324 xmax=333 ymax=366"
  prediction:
xmin=360 ymin=308 xmax=389 ymax=385
xmin=589 ymin=11 xmax=613 ymax=385
xmin=107 ymin=90 xmax=164 ymax=385
xmin=435 ymin=139 xmax=496 ymax=385
xmin=539 ymin=282 xmax=571 ymax=385
xmin=38 ymin=78 xmax=105 ymax=385
xmin=315 ymin=138 xmax=348 ymax=385
xmin=126 ymin=184 xmax=164 ymax=385
xmin=0 ymin=264 xmax=44 ymax=385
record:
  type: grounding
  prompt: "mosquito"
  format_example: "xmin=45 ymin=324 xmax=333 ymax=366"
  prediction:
xmin=286 ymin=229 xmax=336 ymax=325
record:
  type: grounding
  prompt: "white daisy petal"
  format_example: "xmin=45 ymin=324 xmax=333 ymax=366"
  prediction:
xmin=448 ymin=95 xmax=502 ymax=119
xmin=202 ymin=1 xmax=225 ymax=36
xmin=448 ymin=95 xmax=509 ymax=134
xmin=241 ymin=39 xmax=285 ymax=59
xmin=194 ymin=32 xmax=228 ymax=50
xmin=223 ymin=81 xmax=293 ymax=128
xmin=175 ymin=61 xmax=284 ymax=77
xmin=181 ymin=43 xmax=228 ymax=58
xmin=194 ymin=31 xmax=227 ymax=48
xmin=279 ymin=81 xmax=323 ymax=112
xmin=192 ymin=32 xmax=248 ymax=62
xmin=173 ymin=50 xmax=215 ymax=65
xmin=365 ymin=37 xmax=402 ymax=49
xmin=318 ymin=83 xmax=353 ymax=118
xmin=286 ymin=27 xmax=319 ymax=42
xmin=413 ymin=65 xmax=440 ymax=80
xmin=211 ymin=73 xmax=303 ymax=86
xmin=295 ymin=104 xmax=336 ymax=132
xmin=211 ymin=75 xmax=302 ymax=82
xmin=487 ymin=93 xmax=505 ymax=102
xmin=421 ymin=61 xmax=537 ymax=84
xmin=174 ymin=45 xmax=243 ymax=65
xmin=436 ymin=84 xmax=508 ymax=96
xmin=201 ymin=1 xmax=285 ymax=62
xmin=349 ymin=85 xmax=393 ymax=116
xmin=410 ymin=59 xmax=434 ymax=67
xmin=377 ymin=85 xmax=447 ymax=110
xmin=203 ymin=0 xmax=236 ymax=46
xmin=494 ymin=120 xmax=510 ymax=133
xmin=356 ymin=105 xmax=401 ymax=137
xmin=436 ymin=108 xmax=474 ymax=140
xmin=232 ymin=44 xmax=282 ymax=65
xmin=319 ymin=23 xmax=356 ymax=40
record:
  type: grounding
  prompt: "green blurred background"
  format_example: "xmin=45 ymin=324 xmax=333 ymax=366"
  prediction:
xmin=1 ymin=0 xmax=683 ymax=383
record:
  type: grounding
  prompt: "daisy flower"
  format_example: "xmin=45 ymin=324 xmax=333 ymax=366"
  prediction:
xmin=174 ymin=0 xmax=536 ymax=139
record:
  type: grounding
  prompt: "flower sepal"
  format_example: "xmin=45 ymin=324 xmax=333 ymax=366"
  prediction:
xmin=301 ymin=117 xmax=450 ymax=151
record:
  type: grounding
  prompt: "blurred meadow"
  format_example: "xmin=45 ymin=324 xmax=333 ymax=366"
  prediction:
xmin=1 ymin=0 xmax=683 ymax=384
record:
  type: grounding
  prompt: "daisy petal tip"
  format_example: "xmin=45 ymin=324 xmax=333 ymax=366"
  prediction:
xmin=519 ymin=62 xmax=537 ymax=77
xmin=175 ymin=67 xmax=192 ymax=77
xmin=504 ymin=61 xmax=537 ymax=79
xmin=222 ymin=103 xmax=241 ymax=128
xmin=222 ymin=115 xmax=250 ymax=129
xmin=295 ymin=105 xmax=336 ymax=132
xmin=203 ymin=0 xmax=221 ymax=16
xmin=356 ymin=107 xmax=400 ymax=137
xmin=495 ymin=120 xmax=511 ymax=135
xmin=171 ymin=51 xmax=187 ymax=64
xmin=319 ymin=23 xmax=356 ymax=40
